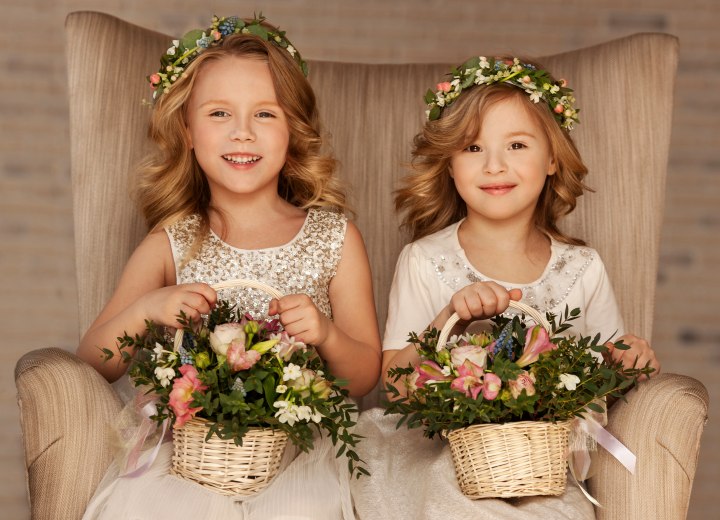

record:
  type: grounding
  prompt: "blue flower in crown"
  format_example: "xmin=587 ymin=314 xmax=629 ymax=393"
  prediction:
xmin=196 ymin=34 xmax=213 ymax=48
xmin=218 ymin=16 xmax=238 ymax=36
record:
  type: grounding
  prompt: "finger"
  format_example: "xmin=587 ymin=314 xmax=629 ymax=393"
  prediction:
xmin=268 ymin=298 xmax=279 ymax=316
xmin=508 ymin=288 xmax=523 ymax=301
xmin=185 ymin=292 xmax=213 ymax=315
xmin=188 ymin=283 xmax=218 ymax=307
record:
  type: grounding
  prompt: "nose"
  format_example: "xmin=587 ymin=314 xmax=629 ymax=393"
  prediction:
xmin=483 ymin=149 xmax=506 ymax=175
xmin=229 ymin=116 xmax=255 ymax=142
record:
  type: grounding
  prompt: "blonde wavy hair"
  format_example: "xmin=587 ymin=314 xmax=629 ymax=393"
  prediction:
xmin=134 ymin=30 xmax=346 ymax=253
xmin=397 ymin=67 xmax=589 ymax=245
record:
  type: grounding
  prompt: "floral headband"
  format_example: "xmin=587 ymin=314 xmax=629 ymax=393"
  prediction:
xmin=148 ymin=14 xmax=308 ymax=100
xmin=425 ymin=56 xmax=579 ymax=131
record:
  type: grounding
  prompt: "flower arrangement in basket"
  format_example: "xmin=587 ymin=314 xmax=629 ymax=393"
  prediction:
xmin=104 ymin=279 xmax=366 ymax=496
xmin=385 ymin=301 xmax=654 ymax=499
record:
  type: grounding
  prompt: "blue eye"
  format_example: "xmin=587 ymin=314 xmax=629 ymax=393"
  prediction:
xmin=465 ymin=144 xmax=481 ymax=152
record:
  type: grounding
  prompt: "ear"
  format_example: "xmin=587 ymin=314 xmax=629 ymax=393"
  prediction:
xmin=547 ymin=156 xmax=556 ymax=176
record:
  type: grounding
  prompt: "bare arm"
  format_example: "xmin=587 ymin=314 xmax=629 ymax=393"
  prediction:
xmin=76 ymin=231 xmax=216 ymax=382
xmin=381 ymin=284 xmax=522 ymax=395
xmin=270 ymin=222 xmax=382 ymax=397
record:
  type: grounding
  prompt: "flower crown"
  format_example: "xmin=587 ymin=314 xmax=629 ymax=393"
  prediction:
xmin=425 ymin=56 xmax=579 ymax=131
xmin=148 ymin=14 xmax=308 ymax=100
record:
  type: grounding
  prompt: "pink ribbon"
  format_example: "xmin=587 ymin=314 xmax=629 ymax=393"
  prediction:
xmin=568 ymin=415 xmax=637 ymax=507
xmin=119 ymin=394 xmax=170 ymax=478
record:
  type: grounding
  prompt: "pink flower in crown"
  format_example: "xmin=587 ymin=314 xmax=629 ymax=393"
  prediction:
xmin=516 ymin=325 xmax=556 ymax=367
xmin=168 ymin=365 xmax=207 ymax=428
xmin=450 ymin=344 xmax=488 ymax=370
xmin=436 ymin=81 xmax=452 ymax=93
xmin=482 ymin=373 xmax=502 ymax=400
xmin=226 ymin=339 xmax=261 ymax=372
xmin=415 ymin=360 xmax=451 ymax=388
xmin=450 ymin=360 xmax=484 ymax=399
xmin=211 ymin=30 xmax=222 ymax=41
xmin=508 ymin=370 xmax=537 ymax=399
xmin=559 ymin=78 xmax=568 ymax=87
xmin=554 ymin=103 xmax=564 ymax=114
xmin=148 ymin=73 xmax=161 ymax=89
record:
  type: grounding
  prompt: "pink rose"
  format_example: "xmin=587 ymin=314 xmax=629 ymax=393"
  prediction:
xmin=516 ymin=326 xmax=556 ymax=367
xmin=226 ymin=339 xmax=261 ymax=371
xmin=149 ymin=73 xmax=161 ymax=86
xmin=554 ymin=104 xmax=564 ymax=114
xmin=436 ymin=81 xmax=452 ymax=93
xmin=508 ymin=370 xmax=536 ymax=399
xmin=168 ymin=365 xmax=207 ymax=428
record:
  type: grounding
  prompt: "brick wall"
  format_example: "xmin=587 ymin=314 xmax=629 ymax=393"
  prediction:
xmin=1 ymin=1 xmax=717 ymax=518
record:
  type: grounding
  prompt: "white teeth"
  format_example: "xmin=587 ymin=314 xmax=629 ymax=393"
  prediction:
xmin=223 ymin=155 xmax=260 ymax=164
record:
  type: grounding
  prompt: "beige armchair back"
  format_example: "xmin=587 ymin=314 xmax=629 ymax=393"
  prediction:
xmin=13 ymin=11 xmax=708 ymax=520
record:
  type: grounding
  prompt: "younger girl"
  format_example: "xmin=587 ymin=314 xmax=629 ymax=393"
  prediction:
xmin=351 ymin=56 xmax=659 ymax=519
xmin=78 ymin=15 xmax=380 ymax=520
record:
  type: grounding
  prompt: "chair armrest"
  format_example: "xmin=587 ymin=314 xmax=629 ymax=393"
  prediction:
xmin=588 ymin=373 xmax=708 ymax=519
xmin=15 ymin=348 xmax=123 ymax=520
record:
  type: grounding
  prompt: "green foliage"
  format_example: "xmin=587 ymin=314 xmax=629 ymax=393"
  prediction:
xmin=385 ymin=307 xmax=654 ymax=439
xmin=105 ymin=299 xmax=366 ymax=478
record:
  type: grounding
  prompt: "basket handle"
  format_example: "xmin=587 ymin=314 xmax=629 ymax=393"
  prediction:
xmin=173 ymin=278 xmax=284 ymax=351
xmin=436 ymin=300 xmax=551 ymax=349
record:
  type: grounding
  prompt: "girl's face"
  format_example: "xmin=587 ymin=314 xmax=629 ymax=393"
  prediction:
xmin=185 ymin=56 xmax=290 ymax=205
xmin=450 ymin=96 xmax=556 ymax=227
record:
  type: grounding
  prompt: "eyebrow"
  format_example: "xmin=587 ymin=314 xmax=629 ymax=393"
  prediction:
xmin=197 ymin=99 xmax=281 ymax=108
xmin=504 ymin=131 xmax=538 ymax=139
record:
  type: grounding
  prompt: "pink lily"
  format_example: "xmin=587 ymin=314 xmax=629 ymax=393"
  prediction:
xmin=450 ymin=360 xmax=484 ymax=400
xmin=516 ymin=326 xmax=556 ymax=367
xmin=415 ymin=360 xmax=451 ymax=388
xmin=482 ymin=373 xmax=502 ymax=400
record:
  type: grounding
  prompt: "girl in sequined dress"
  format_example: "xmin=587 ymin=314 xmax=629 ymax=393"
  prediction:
xmin=78 ymin=17 xmax=380 ymax=520
xmin=350 ymin=57 xmax=660 ymax=519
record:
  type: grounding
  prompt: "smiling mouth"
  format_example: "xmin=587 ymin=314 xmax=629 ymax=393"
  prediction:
xmin=223 ymin=154 xmax=261 ymax=165
xmin=481 ymin=184 xmax=516 ymax=194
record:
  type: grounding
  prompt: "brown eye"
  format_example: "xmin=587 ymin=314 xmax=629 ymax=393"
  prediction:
xmin=466 ymin=144 xmax=481 ymax=152
xmin=510 ymin=142 xmax=526 ymax=150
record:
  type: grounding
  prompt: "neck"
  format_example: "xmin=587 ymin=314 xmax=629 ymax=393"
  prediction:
xmin=460 ymin=214 xmax=543 ymax=252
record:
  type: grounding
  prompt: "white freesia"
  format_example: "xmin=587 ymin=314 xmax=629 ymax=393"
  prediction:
xmin=557 ymin=373 xmax=581 ymax=391
xmin=276 ymin=384 xmax=288 ymax=393
xmin=283 ymin=363 xmax=302 ymax=382
xmin=154 ymin=366 xmax=176 ymax=388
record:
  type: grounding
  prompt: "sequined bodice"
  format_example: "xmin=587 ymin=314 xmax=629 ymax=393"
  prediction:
xmin=166 ymin=209 xmax=347 ymax=319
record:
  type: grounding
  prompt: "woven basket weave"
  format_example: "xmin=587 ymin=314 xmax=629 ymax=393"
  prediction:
xmin=170 ymin=279 xmax=289 ymax=496
xmin=440 ymin=300 xmax=570 ymax=498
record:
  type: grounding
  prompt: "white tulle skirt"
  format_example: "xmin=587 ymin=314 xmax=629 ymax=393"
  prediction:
xmin=350 ymin=408 xmax=596 ymax=520
xmin=83 ymin=432 xmax=354 ymax=520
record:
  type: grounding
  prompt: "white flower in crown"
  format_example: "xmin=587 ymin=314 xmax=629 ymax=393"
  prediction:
xmin=166 ymin=40 xmax=179 ymax=55
xmin=528 ymin=90 xmax=543 ymax=103
xmin=287 ymin=44 xmax=297 ymax=56
xmin=479 ymin=56 xmax=489 ymax=68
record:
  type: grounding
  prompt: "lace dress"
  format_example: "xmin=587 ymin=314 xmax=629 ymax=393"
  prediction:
xmin=351 ymin=221 xmax=612 ymax=520
xmin=84 ymin=208 xmax=355 ymax=520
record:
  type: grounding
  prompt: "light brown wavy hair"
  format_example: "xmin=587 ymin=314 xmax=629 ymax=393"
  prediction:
xmin=396 ymin=61 xmax=589 ymax=245
xmin=134 ymin=28 xmax=346 ymax=256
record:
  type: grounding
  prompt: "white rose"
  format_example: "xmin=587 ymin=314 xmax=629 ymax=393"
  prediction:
xmin=209 ymin=323 xmax=245 ymax=356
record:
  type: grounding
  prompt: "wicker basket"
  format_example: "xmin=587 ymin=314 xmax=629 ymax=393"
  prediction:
xmin=439 ymin=301 xmax=570 ymax=498
xmin=171 ymin=417 xmax=289 ymax=496
xmin=170 ymin=279 xmax=290 ymax=496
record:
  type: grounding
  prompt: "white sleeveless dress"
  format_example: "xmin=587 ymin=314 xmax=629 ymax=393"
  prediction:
xmin=83 ymin=208 xmax=355 ymax=520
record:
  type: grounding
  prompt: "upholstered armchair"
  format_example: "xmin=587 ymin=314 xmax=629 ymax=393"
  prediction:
xmin=15 ymin=11 xmax=708 ymax=519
